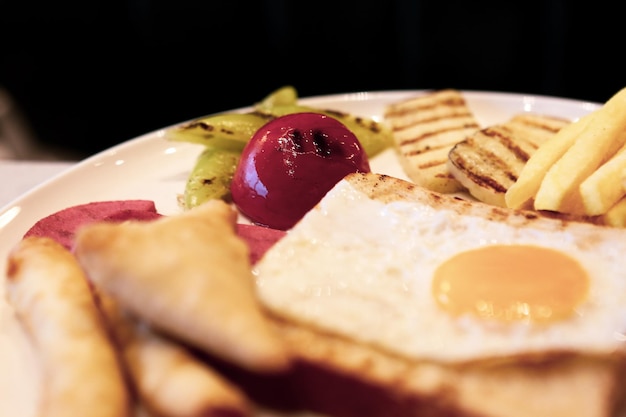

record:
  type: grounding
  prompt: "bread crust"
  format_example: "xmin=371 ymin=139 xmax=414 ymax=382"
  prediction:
xmin=96 ymin=291 xmax=253 ymax=417
xmin=268 ymin=316 xmax=623 ymax=417
xmin=6 ymin=236 xmax=131 ymax=417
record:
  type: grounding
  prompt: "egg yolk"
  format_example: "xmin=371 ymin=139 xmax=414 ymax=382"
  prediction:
xmin=432 ymin=245 xmax=589 ymax=322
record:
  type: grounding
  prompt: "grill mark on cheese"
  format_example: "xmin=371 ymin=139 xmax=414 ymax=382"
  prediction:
xmin=505 ymin=114 xmax=570 ymax=148
xmin=384 ymin=89 xmax=481 ymax=193
xmin=482 ymin=126 xmax=533 ymax=163
xmin=404 ymin=142 xmax=456 ymax=155
xmin=391 ymin=111 xmax=476 ymax=132
xmin=435 ymin=172 xmax=456 ymax=179
xmin=385 ymin=89 xmax=468 ymax=119
xmin=449 ymin=146 xmax=509 ymax=194
xmin=385 ymin=95 xmax=466 ymax=116
xmin=447 ymin=114 xmax=571 ymax=207
xmin=515 ymin=117 xmax=560 ymax=133
xmin=398 ymin=121 xmax=480 ymax=146
xmin=416 ymin=159 xmax=447 ymax=169
xmin=448 ymin=126 xmax=534 ymax=206
xmin=509 ymin=113 xmax=569 ymax=133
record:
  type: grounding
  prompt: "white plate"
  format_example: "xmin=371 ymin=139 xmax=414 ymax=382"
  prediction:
xmin=0 ymin=90 xmax=601 ymax=416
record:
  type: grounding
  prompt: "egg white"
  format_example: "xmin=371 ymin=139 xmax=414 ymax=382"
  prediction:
xmin=254 ymin=176 xmax=626 ymax=363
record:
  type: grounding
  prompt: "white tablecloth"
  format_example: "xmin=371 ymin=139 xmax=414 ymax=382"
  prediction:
xmin=0 ymin=160 xmax=75 ymax=208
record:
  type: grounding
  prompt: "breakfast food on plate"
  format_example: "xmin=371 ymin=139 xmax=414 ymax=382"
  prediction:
xmin=6 ymin=237 xmax=131 ymax=417
xmin=448 ymin=114 xmax=570 ymax=207
xmin=96 ymin=291 xmax=251 ymax=417
xmin=6 ymin=172 xmax=626 ymax=417
xmin=8 ymin=187 xmax=626 ymax=417
xmin=388 ymin=87 xmax=626 ymax=227
xmin=231 ymin=112 xmax=371 ymax=230
xmin=506 ymin=86 xmax=626 ymax=216
xmin=579 ymin=142 xmax=626 ymax=215
xmin=253 ymin=172 xmax=626 ymax=417
xmin=74 ymin=199 xmax=290 ymax=373
xmin=503 ymin=113 xmax=592 ymax=210
xmin=256 ymin=172 xmax=626 ymax=362
xmin=383 ymin=89 xmax=481 ymax=193
xmin=9 ymin=85 xmax=626 ymax=417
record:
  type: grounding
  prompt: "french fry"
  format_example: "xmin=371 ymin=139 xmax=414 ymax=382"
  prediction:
xmin=533 ymin=86 xmax=626 ymax=214
xmin=600 ymin=195 xmax=626 ymax=227
xmin=579 ymin=142 xmax=626 ymax=215
xmin=504 ymin=113 xmax=591 ymax=209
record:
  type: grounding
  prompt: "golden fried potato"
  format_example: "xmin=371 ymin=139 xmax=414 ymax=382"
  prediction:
xmin=579 ymin=143 xmax=626 ymax=215
xmin=504 ymin=113 xmax=590 ymax=209
xmin=600 ymin=196 xmax=626 ymax=228
xmin=533 ymin=87 xmax=626 ymax=214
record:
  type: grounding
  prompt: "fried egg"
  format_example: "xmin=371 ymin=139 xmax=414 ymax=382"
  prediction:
xmin=254 ymin=173 xmax=626 ymax=364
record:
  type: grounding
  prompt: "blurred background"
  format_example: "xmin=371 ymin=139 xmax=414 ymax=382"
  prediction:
xmin=0 ymin=0 xmax=622 ymax=160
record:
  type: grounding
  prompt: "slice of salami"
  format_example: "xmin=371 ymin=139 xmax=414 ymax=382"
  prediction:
xmin=24 ymin=200 xmax=285 ymax=264
xmin=24 ymin=200 xmax=161 ymax=250
xmin=235 ymin=223 xmax=286 ymax=265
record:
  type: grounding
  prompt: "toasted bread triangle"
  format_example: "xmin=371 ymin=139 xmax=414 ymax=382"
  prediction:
xmin=74 ymin=199 xmax=290 ymax=373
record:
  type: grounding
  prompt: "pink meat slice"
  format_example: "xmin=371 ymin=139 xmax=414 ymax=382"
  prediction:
xmin=24 ymin=200 xmax=161 ymax=250
xmin=235 ymin=223 xmax=286 ymax=265
xmin=23 ymin=200 xmax=285 ymax=264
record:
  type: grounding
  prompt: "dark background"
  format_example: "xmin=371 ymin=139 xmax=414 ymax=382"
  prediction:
xmin=0 ymin=0 xmax=623 ymax=159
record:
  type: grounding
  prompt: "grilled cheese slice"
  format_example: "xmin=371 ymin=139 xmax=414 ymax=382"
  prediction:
xmin=448 ymin=114 xmax=570 ymax=207
xmin=384 ymin=89 xmax=480 ymax=193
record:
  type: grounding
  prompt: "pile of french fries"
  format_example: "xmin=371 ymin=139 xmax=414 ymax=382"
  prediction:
xmin=505 ymin=86 xmax=626 ymax=227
